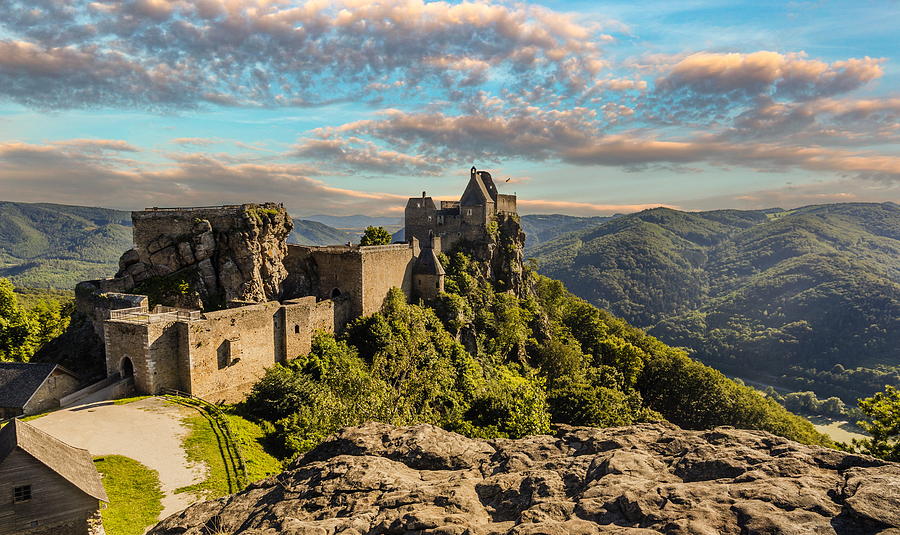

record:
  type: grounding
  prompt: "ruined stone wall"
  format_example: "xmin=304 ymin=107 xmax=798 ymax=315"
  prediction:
xmin=307 ymin=247 xmax=365 ymax=316
xmin=103 ymin=320 xmax=185 ymax=394
xmin=184 ymin=302 xmax=282 ymax=403
xmin=404 ymin=197 xmax=438 ymax=251
xmin=282 ymin=297 xmax=343 ymax=359
xmin=413 ymin=273 xmax=443 ymax=301
xmin=497 ymin=194 xmax=517 ymax=214
xmin=103 ymin=321 xmax=149 ymax=390
xmin=359 ymin=244 xmax=417 ymax=316
xmin=145 ymin=322 xmax=186 ymax=393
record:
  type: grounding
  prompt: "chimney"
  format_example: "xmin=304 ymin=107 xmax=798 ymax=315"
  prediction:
xmin=422 ymin=191 xmax=426 ymax=198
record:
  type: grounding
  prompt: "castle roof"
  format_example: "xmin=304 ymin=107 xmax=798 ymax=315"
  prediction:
xmin=0 ymin=419 xmax=108 ymax=502
xmin=414 ymin=248 xmax=446 ymax=276
xmin=461 ymin=171 xmax=496 ymax=206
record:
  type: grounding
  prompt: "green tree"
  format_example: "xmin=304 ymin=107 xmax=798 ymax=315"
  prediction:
xmin=359 ymin=226 xmax=392 ymax=246
xmin=849 ymin=385 xmax=900 ymax=461
xmin=0 ymin=278 xmax=38 ymax=361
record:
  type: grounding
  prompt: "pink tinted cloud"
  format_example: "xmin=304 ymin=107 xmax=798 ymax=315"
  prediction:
xmin=657 ymin=51 xmax=883 ymax=99
xmin=0 ymin=140 xmax=406 ymax=215
xmin=0 ymin=0 xmax=611 ymax=109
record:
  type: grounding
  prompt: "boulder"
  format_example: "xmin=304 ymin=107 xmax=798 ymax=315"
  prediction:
xmin=150 ymin=422 xmax=900 ymax=535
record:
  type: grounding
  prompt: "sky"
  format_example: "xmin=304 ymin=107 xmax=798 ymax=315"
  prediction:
xmin=0 ymin=0 xmax=898 ymax=218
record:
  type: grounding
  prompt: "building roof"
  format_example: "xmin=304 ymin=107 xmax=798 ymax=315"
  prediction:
xmin=460 ymin=171 xmax=493 ymax=206
xmin=0 ymin=362 xmax=77 ymax=409
xmin=0 ymin=419 xmax=108 ymax=502
xmin=414 ymin=248 xmax=446 ymax=276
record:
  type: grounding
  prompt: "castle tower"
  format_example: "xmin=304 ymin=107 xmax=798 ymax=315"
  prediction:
xmin=413 ymin=233 xmax=445 ymax=300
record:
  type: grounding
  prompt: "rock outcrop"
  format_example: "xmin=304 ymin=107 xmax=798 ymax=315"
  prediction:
xmin=150 ymin=422 xmax=900 ymax=535
xmin=115 ymin=203 xmax=293 ymax=309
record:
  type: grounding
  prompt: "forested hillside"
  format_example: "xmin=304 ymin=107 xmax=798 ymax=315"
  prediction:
xmin=0 ymin=201 xmax=352 ymax=288
xmin=520 ymin=214 xmax=617 ymax=250
xmin=531 ymin=202 xmax=900 ymax=404
xmin=0 ymin=201 xmax=133 ymax=288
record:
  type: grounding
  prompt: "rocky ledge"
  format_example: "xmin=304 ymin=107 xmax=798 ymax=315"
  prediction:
xmin=151 ymin=422 xmax=900 ymax=535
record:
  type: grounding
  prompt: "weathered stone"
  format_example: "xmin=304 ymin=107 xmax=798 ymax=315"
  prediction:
xmin=127 ymin=203 xmax=293 ymax=309
xmin=193 ymin=231 xmax=215 ymax=261
xmin=149 ymin=423 xmax=900 ymax=535
xmin=177 ymin=241 xmax=195 ymax=264
xmin=118 ymin=248 xmax=140 ymax=272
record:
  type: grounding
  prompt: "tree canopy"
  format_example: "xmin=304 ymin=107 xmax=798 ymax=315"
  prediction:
xmin=359 ymin=226 xmax=393 ymax=246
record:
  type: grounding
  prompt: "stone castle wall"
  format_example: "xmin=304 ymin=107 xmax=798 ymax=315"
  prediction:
xmin=184 ymin=302 xmax=283 ymax=403
xmin=359 ymin=244 xmax=417 ymax=316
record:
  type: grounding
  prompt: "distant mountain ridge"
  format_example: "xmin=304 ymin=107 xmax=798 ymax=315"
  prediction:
xmin=0 ymin=201 xmax=353 ymax=288
xmin=530 ymin=202 xmax=900 ymax=402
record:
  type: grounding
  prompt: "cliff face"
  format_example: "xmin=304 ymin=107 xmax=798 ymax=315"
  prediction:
xmin=150 ymin=422 xmax=900 ymax=535
xmin=460 ymin=213 xmax=529 ymax=298
xmin=116 ymin=204 xmax=293 ymax=309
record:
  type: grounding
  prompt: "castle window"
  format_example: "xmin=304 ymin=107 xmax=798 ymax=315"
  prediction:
xmin=13 ymin=485 xmax=31 ymax=503
xmin=428 ymin=216 xmax=432 ymax=221
xmin=416 ymin=203 xmax=421 ymax=208
xmin=218 ymin=338 xmax=241 ymax=369
xmin=466 ymin=209 xmax=472 ymax=216
xmin=294 ymin=325 xmax=300 ymax=334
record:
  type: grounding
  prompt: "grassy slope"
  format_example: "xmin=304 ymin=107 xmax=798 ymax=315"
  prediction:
xmin=530 ymin=202 xmax=900 ymax=400
xmin=94 ymin=455 xmax=164 ymax=535
xmin=177 ymin=408 xmax=282 ymax=499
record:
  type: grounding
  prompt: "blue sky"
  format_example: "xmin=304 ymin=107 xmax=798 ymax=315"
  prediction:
xmin=0 ymin=0 xmax=897 ymax=217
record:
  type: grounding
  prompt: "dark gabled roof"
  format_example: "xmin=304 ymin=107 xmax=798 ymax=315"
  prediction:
xmin=0 ymin=362 xmax=77 ymax=409
xmin=414 ymin=248 xmax=446 ymax=276
xmin=479 ymin=171 xmax=499 ymax=202
xmin=460 ymin=172 xmax=493 ymax=206
xmin=0 ymin=420 xmax=108 ymax=502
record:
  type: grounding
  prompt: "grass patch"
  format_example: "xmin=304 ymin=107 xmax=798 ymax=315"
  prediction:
xmin=112 ymin=395 xmax=151 ymax=405
xmin=176 ymin=406 xmax=282 ymax=499
xmin=94 ymin=455 xmax=164 ymax=535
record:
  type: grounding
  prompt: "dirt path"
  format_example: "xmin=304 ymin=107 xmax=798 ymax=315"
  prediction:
xmin=28 ymin=397 xmax=205 ymax=521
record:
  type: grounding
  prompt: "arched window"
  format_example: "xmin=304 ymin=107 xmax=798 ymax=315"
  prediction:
xmin=331 ymin=288 xmax=342 ymax=298
xmin=294 ymin=325 xmax=300 ymax=334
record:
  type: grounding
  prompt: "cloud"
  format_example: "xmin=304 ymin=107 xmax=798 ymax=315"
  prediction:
xmin=0 ymin=139 xmax=406 ymax=215
xmin=685 ymin=179 xmax=899 ymax=211
xmin=301 ymin=107 xmax=900 ymax=182
xmin=656 ymin=51 xmax=883 ymax=100
xmin=563 ymin=135 xmax=900 ymax=181
xmin=292 ymin=136 xmax=444 ymax=175
xmin=0 ymin=0 xmax=612 ymax=109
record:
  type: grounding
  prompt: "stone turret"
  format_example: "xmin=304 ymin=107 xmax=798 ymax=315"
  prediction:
xmin=413 ymin=234 xmax=445 ymax=300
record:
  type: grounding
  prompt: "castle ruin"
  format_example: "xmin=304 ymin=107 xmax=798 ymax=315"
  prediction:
xmin=75 ymin=168 xmax=517 ymax=402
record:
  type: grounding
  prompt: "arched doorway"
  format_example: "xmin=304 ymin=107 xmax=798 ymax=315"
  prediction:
xmin=120 ymin=357 xmax=134 ymax=378
xmin=331 ymin=287 xmax=342 ymax=298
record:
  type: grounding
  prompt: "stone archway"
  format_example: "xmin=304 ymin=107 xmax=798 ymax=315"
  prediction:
xmin=120 ymin=356 xmax=134 ymax=378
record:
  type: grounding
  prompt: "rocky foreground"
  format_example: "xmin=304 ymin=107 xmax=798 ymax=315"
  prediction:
xmin=151 ymin=422 xmax=900 ymax=535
